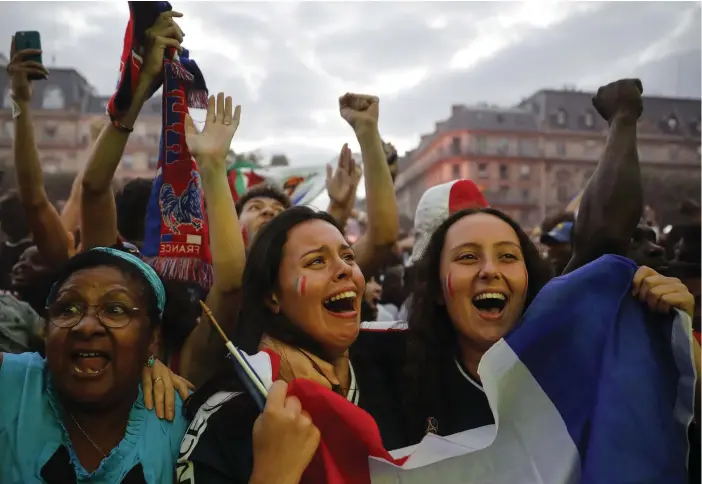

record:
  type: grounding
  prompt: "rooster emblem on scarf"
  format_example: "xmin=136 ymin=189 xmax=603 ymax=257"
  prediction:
xmin=159 ymin=171 xmax=204 ymax=234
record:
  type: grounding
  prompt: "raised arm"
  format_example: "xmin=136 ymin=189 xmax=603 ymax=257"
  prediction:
xmin=81 ymin=12 xmax=184 ymax=249
xmin=325 ymin=143 xmax=362 ymax=229
xmin=178 ymin=93 xmax=247 ymax=387
xmin=60 ymin=118 xmax=105 ymax=240
xmin=7 ymin=37 xmax=71 ymax=267
xmin=338 ymin=94 xmax=399 ymax=275
xmin=564 ymin=79 xmax=644 ymax=274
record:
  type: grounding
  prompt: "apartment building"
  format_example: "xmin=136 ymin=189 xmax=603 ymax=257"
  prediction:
xmin=0 ymin=56 xmax=161 ymax=180
xmin=395 ymin=88 xmax=701 ymax=229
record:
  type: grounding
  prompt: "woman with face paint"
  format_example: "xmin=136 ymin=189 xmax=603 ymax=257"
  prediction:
xmin=180 ymin=206 xmax=406 ymax=483
xmin=402 ymin=207 xmax=700 ymax=444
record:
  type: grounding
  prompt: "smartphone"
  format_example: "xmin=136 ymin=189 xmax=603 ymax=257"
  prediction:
xmin=14 ymin=31 xmax=43 ymax=80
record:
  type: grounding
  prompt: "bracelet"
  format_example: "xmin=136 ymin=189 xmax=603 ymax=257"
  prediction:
xmin=11 ymin=99 xmax=21 ymax=120
xmin=108 ymin=113 xmax=134 ymax=133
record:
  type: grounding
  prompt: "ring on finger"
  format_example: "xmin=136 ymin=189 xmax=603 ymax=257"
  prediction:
xmin=154 ymin=377 xmax=164 ymax=384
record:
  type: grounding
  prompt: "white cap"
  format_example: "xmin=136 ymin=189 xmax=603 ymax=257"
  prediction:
xmin=409 ymin=180 xmax=488 ymax=265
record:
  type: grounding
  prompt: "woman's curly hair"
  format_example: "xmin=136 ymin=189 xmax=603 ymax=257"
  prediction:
xmin=403 ymin=207 xmax=552 ymax=442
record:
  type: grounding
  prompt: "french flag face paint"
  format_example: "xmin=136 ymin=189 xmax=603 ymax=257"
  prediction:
xmin=444 ymin=272 xmax=453 ymax=301
xmin=241 ymin=226 xmax=249 ymax=248
xmin=295 ymin=276 xmax=307 ymax=297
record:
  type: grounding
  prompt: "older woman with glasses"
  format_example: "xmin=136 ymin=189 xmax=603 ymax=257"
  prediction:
xmin=0 ymin=247 xmax=189 ymax=483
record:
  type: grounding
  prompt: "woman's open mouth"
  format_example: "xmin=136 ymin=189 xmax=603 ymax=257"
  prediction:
xmin=70 ymin=351 xmax=110 ymax=377
xmin=322 ymin=291 xmax=358 ymax=319
xmin=472 ymin=292 xmax=508 ymax=320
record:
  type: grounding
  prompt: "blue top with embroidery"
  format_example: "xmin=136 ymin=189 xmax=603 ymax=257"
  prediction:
xmin=0 ymin=352 xmax=189 ymax=483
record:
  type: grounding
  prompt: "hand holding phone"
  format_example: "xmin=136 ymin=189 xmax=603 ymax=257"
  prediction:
xmin=8 ymin=32 xmax=48 ymax=102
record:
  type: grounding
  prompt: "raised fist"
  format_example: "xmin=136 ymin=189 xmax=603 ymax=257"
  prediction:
xmin=339 ymin=93 xmax=379 ymax=131
xmin=592 ymin=78 xmax=643 ymax=124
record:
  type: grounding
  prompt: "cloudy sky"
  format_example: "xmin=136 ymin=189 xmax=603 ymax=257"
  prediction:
xmin=2 ymin=1 xmax=700 ymax=167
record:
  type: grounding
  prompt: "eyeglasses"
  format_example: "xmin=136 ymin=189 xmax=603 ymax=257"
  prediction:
xmin=46 ymin=301 xmax=142 ymax=329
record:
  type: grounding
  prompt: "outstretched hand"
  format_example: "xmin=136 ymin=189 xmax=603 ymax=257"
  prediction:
xmin=7 ymin=35 xmax=49 ymax=103
xmin=185 ymin=92 xmax=241 ymax=169
xmin=326 ymin=143 xmax=362 ymax=207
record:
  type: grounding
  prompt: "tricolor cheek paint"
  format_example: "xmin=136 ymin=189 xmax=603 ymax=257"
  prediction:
xmin=444 ymin=272 xmax=454 ymax=300
xmin=241 ymin=226 xmax=249 ymax=248
xmin=295 ymin=276 xmax=307 ymax=297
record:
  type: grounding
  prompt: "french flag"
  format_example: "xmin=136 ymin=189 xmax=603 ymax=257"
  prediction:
xmin=245 ymin=255 xmax=696 ymax=483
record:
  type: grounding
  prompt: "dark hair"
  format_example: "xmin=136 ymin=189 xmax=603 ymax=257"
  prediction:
xmin=235 ymin=184 xmax=291 ymax=215
xmin=115 ymin=178 xmax=153 ymax=244
xmin=185 ymin=206 xmax=343 ymax=417
xmin=0 ymin=189 xmax=30 ymax=241
xmin=161 ymin=280 xmax=207 ymax=351
xmin=403 ymin=208 xmax=552 ymax=441
xmin=236 ymin=206 xmax=342 ymax=357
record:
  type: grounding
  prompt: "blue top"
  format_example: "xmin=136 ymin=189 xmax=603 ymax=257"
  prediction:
xmin=0 ymin=352 xmax=189 ymax=483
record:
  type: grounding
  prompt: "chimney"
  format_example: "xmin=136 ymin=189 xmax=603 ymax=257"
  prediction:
xmin=451 ymin=104 xmax=465 ymax=116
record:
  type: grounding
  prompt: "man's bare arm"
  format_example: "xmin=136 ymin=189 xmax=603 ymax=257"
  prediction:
xmin=564 ymin=79 xmax=644 ymax=274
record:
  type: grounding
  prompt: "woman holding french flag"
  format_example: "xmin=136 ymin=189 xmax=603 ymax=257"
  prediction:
xmin=178 ymin=199 xmax=699 ymax=484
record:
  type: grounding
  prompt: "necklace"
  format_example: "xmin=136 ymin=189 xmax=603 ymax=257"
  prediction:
xmin=69 ymin=412 xmax=108 ymax=458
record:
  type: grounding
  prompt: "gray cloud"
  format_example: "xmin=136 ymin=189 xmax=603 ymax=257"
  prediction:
xmin=1 ymin=1 xmax=699 ymax=165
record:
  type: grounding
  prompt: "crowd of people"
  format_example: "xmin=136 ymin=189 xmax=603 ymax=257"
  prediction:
xmin=1 ymin=5 xmax=700 ymax=484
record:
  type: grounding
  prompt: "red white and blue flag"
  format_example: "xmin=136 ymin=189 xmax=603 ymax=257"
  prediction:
xmin=241 ymin=255 xmax=696 ymax=484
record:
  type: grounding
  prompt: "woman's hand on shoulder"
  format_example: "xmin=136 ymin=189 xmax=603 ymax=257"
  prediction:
xmin=632 ymin=266 xmax=694 ymax=319
xmin=250 ymin=381 xmax=320 ymax=484
xmin=141 ymin=358 xmax=194 ymax=420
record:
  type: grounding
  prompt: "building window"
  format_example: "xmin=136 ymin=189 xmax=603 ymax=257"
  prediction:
xmin=478 ymin=163 xmax=488 ymax=179
xmin=556 ymin=141 xmax=567 ymax=157
xmin=556 ymin=169 xmax=571 ymax=183
xmin=499 ymin=185 xmax=510 ymax=199
xmin=44 ymin=124 xmax=57 ymax=139
xmin=42 ymin=86 xmax=65 ymax=110
xmin=476 ymin=136 xmax=487 ymax=154
xmin=669 ymin=145 xmax=679 ymax=161
xmin=584 ymin=110 xmax=595 ymax=128
xmin=499 ymin=164 xmax=509 ymax=180
xmin=122 ymin=155 xmax=134 ymax=169
xmin=451 ymin=136 xmax=461 ymax=156
xmin=519 ymin=164 xmax=530 ymax=179
xmin=522 ymin=189 xmax=530 ymax=201
xmin=557 ymin=185 xmax=569 ymax=203
xmin=148 ymin=155 xmax=159 ymax=169
xmin=497 ymin=138 xmax=509 ymax=155
xmin=452 ymin=163 xmax=461 ymax=179
xmin=43 ymin=157 xmax=61 ymax=174
xmin=556 ymin=108 xmax=567 ymax=126
xmin=666 ymin=116 xmax=678 ymax=131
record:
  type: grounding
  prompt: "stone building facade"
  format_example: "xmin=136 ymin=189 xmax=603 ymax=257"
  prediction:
xmin=395 ymin=88 xmax=701 ymax=229
xmin=0 ymin=56 xmax=161 ymax=181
